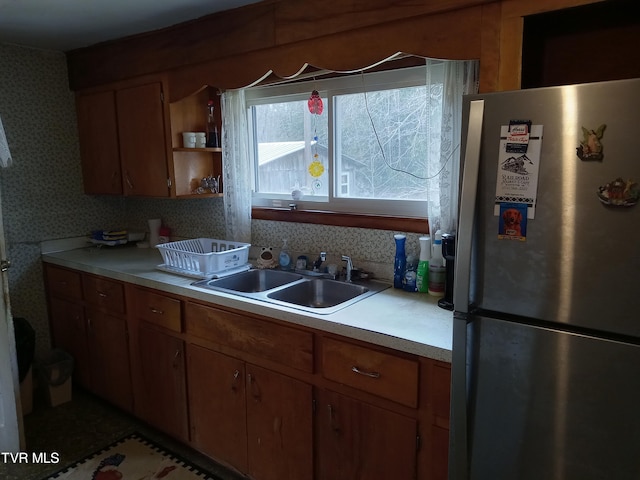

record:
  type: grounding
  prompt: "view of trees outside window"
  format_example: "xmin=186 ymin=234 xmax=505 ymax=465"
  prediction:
xmin=252 ymin=100 xmax=329 ymax=197
xmin=250 ymin=71 xmax=442 ymax=208
xmin=335 ymin=86 xmax=437 ymax=200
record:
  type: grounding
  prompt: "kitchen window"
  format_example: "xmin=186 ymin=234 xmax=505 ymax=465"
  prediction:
xmin=246 ymin=65 xmax=443 ymax=221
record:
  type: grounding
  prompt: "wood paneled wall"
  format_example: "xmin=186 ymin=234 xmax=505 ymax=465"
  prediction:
xmin=66 ymin=0 xmax=604 ymax=97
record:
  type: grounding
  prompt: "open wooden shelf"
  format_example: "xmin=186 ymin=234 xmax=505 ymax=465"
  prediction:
xmin=169 ymin=86 xmax=223 ymax=197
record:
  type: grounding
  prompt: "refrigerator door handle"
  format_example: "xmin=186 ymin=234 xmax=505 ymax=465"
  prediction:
xmin=453 ymin=99 xmax=484 ymax=314
xmin=450 ymin=99 xmax=483 ymax=480
xmin=450 ymin=314 xmax=470 ymax=480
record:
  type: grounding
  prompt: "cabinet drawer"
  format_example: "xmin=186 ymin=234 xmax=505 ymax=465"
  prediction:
xmin=82 ymin=275 xmax=125 ymax=314
xmin=185 ymin=302 xmax=313 ymax=373
xmin=134 ymin=288 xmax=182 ymax=332
xmin=321 ymin=337 xmax=419 ymax=408
xmin=46 ymin=265 xmax=82 ymax=300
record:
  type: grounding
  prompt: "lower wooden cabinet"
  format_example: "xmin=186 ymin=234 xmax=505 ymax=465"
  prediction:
xmin=46 ymin=265 xmax=132 ymax=412
xmin=85 ymin=309 xmax=132 ymax=411
xmin=187 ymin=344 xmax=248 ymax=472
xmin=245 ymin=364 xmax=313 ymax=480
xmin=135 ymin=322 xmax=189 ymax=442
xmin=45 ymin=264 xmax=451 ymax=480
xmin=186 ymin=343 xmax=313 ymax=480
xmin=315 ymin=388 xmax=418 ymax=480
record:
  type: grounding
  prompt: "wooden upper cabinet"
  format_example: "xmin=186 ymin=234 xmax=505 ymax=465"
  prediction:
xmin=116 ymin=81 xmax=171 ymax=197
xmin=76 ymin=79 xmax=223 ymax=198
xmin=76 ymin=90 xmax=122 ymax=194
xmin=76 ymin=79 xmax=172 ymax=197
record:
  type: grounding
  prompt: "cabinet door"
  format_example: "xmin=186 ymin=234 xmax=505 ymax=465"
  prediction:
xmin=316 ymin=389 xmax=418 ymax=480
xmin=116 ymin=82 xmax=170 ymax=197
xmin=246 ymin=364 xmax=313 ymax=480
xmin=187 ymin=344 xmax=247 ymax=472
xmin=86 ymin=309 xmax=132 ymax=412
xmin=49 ymin=297 xmax=91 ymax=388
xmin=136 ymin=323 xmax=188 ymax=441
xmin=76 ymin=90 xmax=123 ymax=194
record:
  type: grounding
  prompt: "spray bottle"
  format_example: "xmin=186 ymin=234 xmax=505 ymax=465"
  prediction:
xmin=416 ymin=236 xmax=431 ymax=293
xmin=393 ymin=234 xmax=406 ymax=289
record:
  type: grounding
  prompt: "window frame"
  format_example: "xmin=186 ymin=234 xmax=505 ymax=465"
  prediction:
xmin=246 ymin=64 xmax=440 ymax=230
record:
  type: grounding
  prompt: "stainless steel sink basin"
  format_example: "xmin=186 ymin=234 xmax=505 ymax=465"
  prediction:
xmin=267 ymin=278 xmax=368 ymax=308
xmin=192 ymin=269 xmax=388 ymax=315
xmin=206 ymin=269 xmax=303 ymax=293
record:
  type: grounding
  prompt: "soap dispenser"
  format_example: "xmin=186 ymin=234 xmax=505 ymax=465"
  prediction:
xmin=279 ymin=239 xmax=292 ymax=271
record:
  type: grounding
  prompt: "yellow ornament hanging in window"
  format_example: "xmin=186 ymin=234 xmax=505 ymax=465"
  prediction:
xmin=308 ymin=159 xmax=324 ymax=178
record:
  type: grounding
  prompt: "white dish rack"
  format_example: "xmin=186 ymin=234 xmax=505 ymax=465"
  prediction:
xmin=156 ymin=238 xmax=251 ymax=279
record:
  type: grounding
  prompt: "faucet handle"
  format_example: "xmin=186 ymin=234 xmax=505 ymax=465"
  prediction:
xmin=341 ymin=255 xmax=353 ymax=282
xmin=313 ymin=252 xmax=327 ymax=271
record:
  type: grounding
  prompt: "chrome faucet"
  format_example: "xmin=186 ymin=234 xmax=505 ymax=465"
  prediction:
xmin=313 ymin=252 xmax=326 ymax=272
xmin=341 ymin=255 xmax=353 ymax=283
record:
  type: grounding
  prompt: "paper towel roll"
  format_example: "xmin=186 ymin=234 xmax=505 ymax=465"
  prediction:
xmin=148 ymin=219 xmax=161 ymax=248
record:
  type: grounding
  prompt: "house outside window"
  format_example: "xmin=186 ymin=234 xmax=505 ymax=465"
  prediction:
xmin=339 ymin=172 xmax=350 ymax=197
xmin=246 ymin=64 xmax=445 ymax=218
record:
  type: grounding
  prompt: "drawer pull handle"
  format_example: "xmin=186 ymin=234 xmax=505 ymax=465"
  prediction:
xmin=97 ymin=291 xmax=108 ymax=298
xmin=352 ymin=366 xmax=381 ymax=379
xmin=149 ymin=307 xmax=164 ymax=315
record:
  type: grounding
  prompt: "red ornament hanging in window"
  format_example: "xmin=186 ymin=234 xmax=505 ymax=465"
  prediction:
xmin=308 ymin=90 xmax=323 ymax=115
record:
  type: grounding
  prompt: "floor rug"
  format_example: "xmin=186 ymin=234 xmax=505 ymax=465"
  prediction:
xmin=43 ymin=432 xmax=219 ymax=480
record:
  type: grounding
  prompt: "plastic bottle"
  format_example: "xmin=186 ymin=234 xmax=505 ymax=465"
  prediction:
xmin=279 ymin=239 xmax=292 ymax=270
xmin=393 ymin=234 xmax=406 ymax=289
xmin=403 ymin=253 xmax=418 ymax=292
xmin=148 ymin=218 xmax=161 ymax=248
xmin=428 ymin=230 xmax=446 ymax=297
xmin=206 ymin=100 xmax=220 ymax=148
xmin=416 ymin=236 xmax=431 ymax=293
xmin=158 ymin=225 xmax=171 ymax=244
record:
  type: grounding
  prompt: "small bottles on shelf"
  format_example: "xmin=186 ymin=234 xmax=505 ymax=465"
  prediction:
xmin=206 ymin=100 xmax=220 ymax=148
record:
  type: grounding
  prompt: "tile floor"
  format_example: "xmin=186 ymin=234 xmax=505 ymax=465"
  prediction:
xmin=0 ymin=386 xmax=245 ymax=480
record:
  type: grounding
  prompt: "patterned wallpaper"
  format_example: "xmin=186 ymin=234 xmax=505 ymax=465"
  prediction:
xmin=0 ymin=42 xmax=423 ymax=357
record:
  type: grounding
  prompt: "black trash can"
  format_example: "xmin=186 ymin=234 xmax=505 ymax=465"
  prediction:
xmin=13 ymin=317 xmax=36 ymax=414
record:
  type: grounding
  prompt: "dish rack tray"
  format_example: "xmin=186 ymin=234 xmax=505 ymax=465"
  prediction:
xmin=157 ymin=238 xmax=250 ymax=277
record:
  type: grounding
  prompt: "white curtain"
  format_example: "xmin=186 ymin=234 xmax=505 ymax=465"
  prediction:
xmin=221 ymin=89 xmax=252 ymax=243
xmin=425 ymin=59 xmax=479 ymax=235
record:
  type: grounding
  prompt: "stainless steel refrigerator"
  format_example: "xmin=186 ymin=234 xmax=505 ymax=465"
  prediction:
xmin=450 ymin=78 xmax=640 ymax=480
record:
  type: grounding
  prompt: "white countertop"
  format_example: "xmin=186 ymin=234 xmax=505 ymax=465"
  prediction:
xmin=42 ymin=245 xmax=453 ymax=362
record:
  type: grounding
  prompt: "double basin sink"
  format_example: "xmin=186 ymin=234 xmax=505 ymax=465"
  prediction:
xmin=192 ymin=269 xmax=389 ymax=315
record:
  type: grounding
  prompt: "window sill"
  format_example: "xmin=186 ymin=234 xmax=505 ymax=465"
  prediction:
xmin=251 ymin=207 xmax=429 ymax=233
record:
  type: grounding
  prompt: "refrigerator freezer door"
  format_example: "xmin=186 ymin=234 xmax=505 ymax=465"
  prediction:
xmin=459 ymin=78 xmax=640 ymax=336
xmin=454 ymin=99 xmax=484 ymax=315
xmin=465 ymin=314 xmax=640 ymax=480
